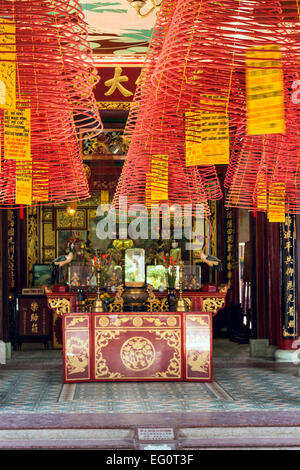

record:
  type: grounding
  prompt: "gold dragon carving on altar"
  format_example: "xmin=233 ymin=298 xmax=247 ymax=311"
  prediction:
xmin=201 ymin=297 xmax=225 ymax=316
xmin=187 ymin=351 xmax=210 ymax=373
xmin=65 ymin=337 xmax=89 ymax=376
xmin=48 ymin=298 xmax=71 ymax=317
xmin=146 ymin=285 xmax=173 ymax=312
xmin=109 ymin=284 xmax=124 ymax=312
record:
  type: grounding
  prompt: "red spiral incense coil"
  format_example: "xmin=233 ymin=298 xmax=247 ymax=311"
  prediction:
xmin=0 ymin=0 xmax=103 ymax=207
xmin=150 ymin=0 xmax=300 ymax=135
xmin=225 ymin=71 xmax=300 ymax=216
xmin=116 ymin=0 xmax=222 ymax=213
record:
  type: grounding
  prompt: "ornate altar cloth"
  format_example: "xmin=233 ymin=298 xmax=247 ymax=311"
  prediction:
xmin=62 ymin=311 xmax=212 ymax=383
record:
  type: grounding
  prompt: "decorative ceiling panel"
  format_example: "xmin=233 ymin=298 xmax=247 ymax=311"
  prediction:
xmin=80 ymin=0 xmax=156 ymax=56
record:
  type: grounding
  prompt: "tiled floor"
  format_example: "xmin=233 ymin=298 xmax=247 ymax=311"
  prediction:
xmin=0 ymin=338 xmax=299 ymax=415
xmin=1 ymin=339 xmax=300 ymax=449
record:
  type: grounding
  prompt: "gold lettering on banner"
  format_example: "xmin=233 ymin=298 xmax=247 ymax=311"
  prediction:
xmin=104 ymin=67 xmax=133 ymax=97
xmin=7 ymin=209 xmax=15 ymax=289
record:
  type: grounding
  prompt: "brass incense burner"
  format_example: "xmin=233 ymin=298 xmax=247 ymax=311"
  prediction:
xmin=123 ymin=288 xmax=148 ymax=308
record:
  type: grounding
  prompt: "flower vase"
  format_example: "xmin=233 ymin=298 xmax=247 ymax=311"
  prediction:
xmin=167 ymin=288 xmax=177 ymax=312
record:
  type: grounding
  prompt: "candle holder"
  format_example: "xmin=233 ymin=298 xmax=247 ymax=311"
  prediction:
xmin=92 ymin=251 xmax=105 ymax=313
xmin=176 ymin=262 xmax=186 ymax=312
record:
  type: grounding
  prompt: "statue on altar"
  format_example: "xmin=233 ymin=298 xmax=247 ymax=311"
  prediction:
xmin=169 ymin=240 xmax=182 ymax=264
xmin=50 ymin=238 xmax=78 ymax=285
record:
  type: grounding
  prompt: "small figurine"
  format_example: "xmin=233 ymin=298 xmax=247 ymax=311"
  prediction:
xmin=199 ymin=251 xmax=222 ymax=270
xmin=169 ymin=240 xmax=182 ymax=264
xmin=70 ymin=272 xmax=80 ymax=287
xmin=50 ymin=238 xmax=78 ymax=284
xmin=146 ymin=284 xmax=157 ymax=303
xmin=190 ymin=275 xmax=197 ymax=290
xmin=218 ymin=283 xmax=230 ymax=293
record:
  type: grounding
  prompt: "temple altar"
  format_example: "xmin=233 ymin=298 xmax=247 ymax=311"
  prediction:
xmin=46 ymin=290 xmax=227 ymax=349
xmin=62 ymin=311 xmax=212 ymax=383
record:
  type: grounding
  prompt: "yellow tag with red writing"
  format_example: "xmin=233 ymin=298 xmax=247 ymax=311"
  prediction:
xmin=4 ymin=97 xmax=31 ymax=161
xmin=267 ymin=182 xmax=285 ymax=222
xmin=0 ymin=19 xmax=16 ymax=110
xmin=246 ymin=45 xmax=285 ymax=135
xmin=15 ymin=161 xmax=32 ymax=205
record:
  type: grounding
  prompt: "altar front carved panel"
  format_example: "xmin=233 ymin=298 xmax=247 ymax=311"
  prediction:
xmin=62 ymin=311 xmax=212 ymax=383
xmin=93 ymin=314 xmax=182 ymax=381
xmin=183 ymin=313 xmax=212 ymax=382
xmin=63 ymin=313 xmax=92 ymax=382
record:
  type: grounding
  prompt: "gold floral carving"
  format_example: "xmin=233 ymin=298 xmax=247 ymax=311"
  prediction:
xmin=183 ymin=298 xmax=192 ymax=311
xmin=97 ymin=101 xmax=131 ymax=111
xmin=167 ymin=316 xmax=177 ymax=327
xmin=44 ymin=248 xmax=55 ymax=262
xmin=146 ymin=298 xmax=169 ymax=312
xmin=153 ymin=330 xmax=181 ymax=378
xmin=56 ymin=209 xmax=86 ymax=230
xmin=109 ymin=316 xmax=130 ymax=326
xmin=120 ymin=336 xmax=155 ymax=371
xmin=202 ymin=297 xmax=225 ymax=316
xmin=187 ymin=350 xmax=210 ymax=373
xmin=67 ymin=317 xmax=88 ymax=328
xmin=65 ymin=337 xmax=89 ymax=376
xmin=143 ymin=317 xmax=165 ymax=327
xmin=94 ymin=330 xmax=122 ymax=378
xmin=99 ymin=316 xmax=110 ymax=327
xmin=48 ymin=298 xmax=71 ymax=317
xmin=109 ymin=285 xmax=124 ymax=312
xmin=188 ymin=315 xmax=209 ymax=326
xmin=133 ymin=316 xmax=143 ymax=327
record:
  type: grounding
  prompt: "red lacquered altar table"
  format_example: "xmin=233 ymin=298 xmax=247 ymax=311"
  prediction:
xmin=62 ymin=311 xmax=212 ymax=383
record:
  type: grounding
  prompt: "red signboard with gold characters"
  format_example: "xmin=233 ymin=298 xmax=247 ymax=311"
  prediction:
xmin=63 ymin=312 xmax=212 ymax=383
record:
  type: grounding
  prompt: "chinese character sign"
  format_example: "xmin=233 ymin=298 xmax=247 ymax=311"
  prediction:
xmin=94 ymin=66 xmax=141 ymax=103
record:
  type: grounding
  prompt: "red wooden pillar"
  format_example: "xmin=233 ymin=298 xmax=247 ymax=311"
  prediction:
xmin=255 ymin=212 xmax=267 ymax=339
xmin=265 ymin=220 xmax=281 ymax=346
xmin=250 ymin=212 xmax=281 ymax=345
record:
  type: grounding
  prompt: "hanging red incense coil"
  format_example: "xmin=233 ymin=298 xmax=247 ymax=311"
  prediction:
xmin=112 ymin=132 xmax=212 ymax=216
xmin=225 ymin=71 xmax=300 ymax=216
xmin=117 ymin=0 xmax=222 ymax=213
xmin=0 ymin=0 xmax=103 ymax=207
xmin=124 ymin=0 xmax=179 ymax=141
xmin=150 ymin=0 xmax=300 ymax=131
xmin=146 ymin=0 xmax=300 ymax=215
